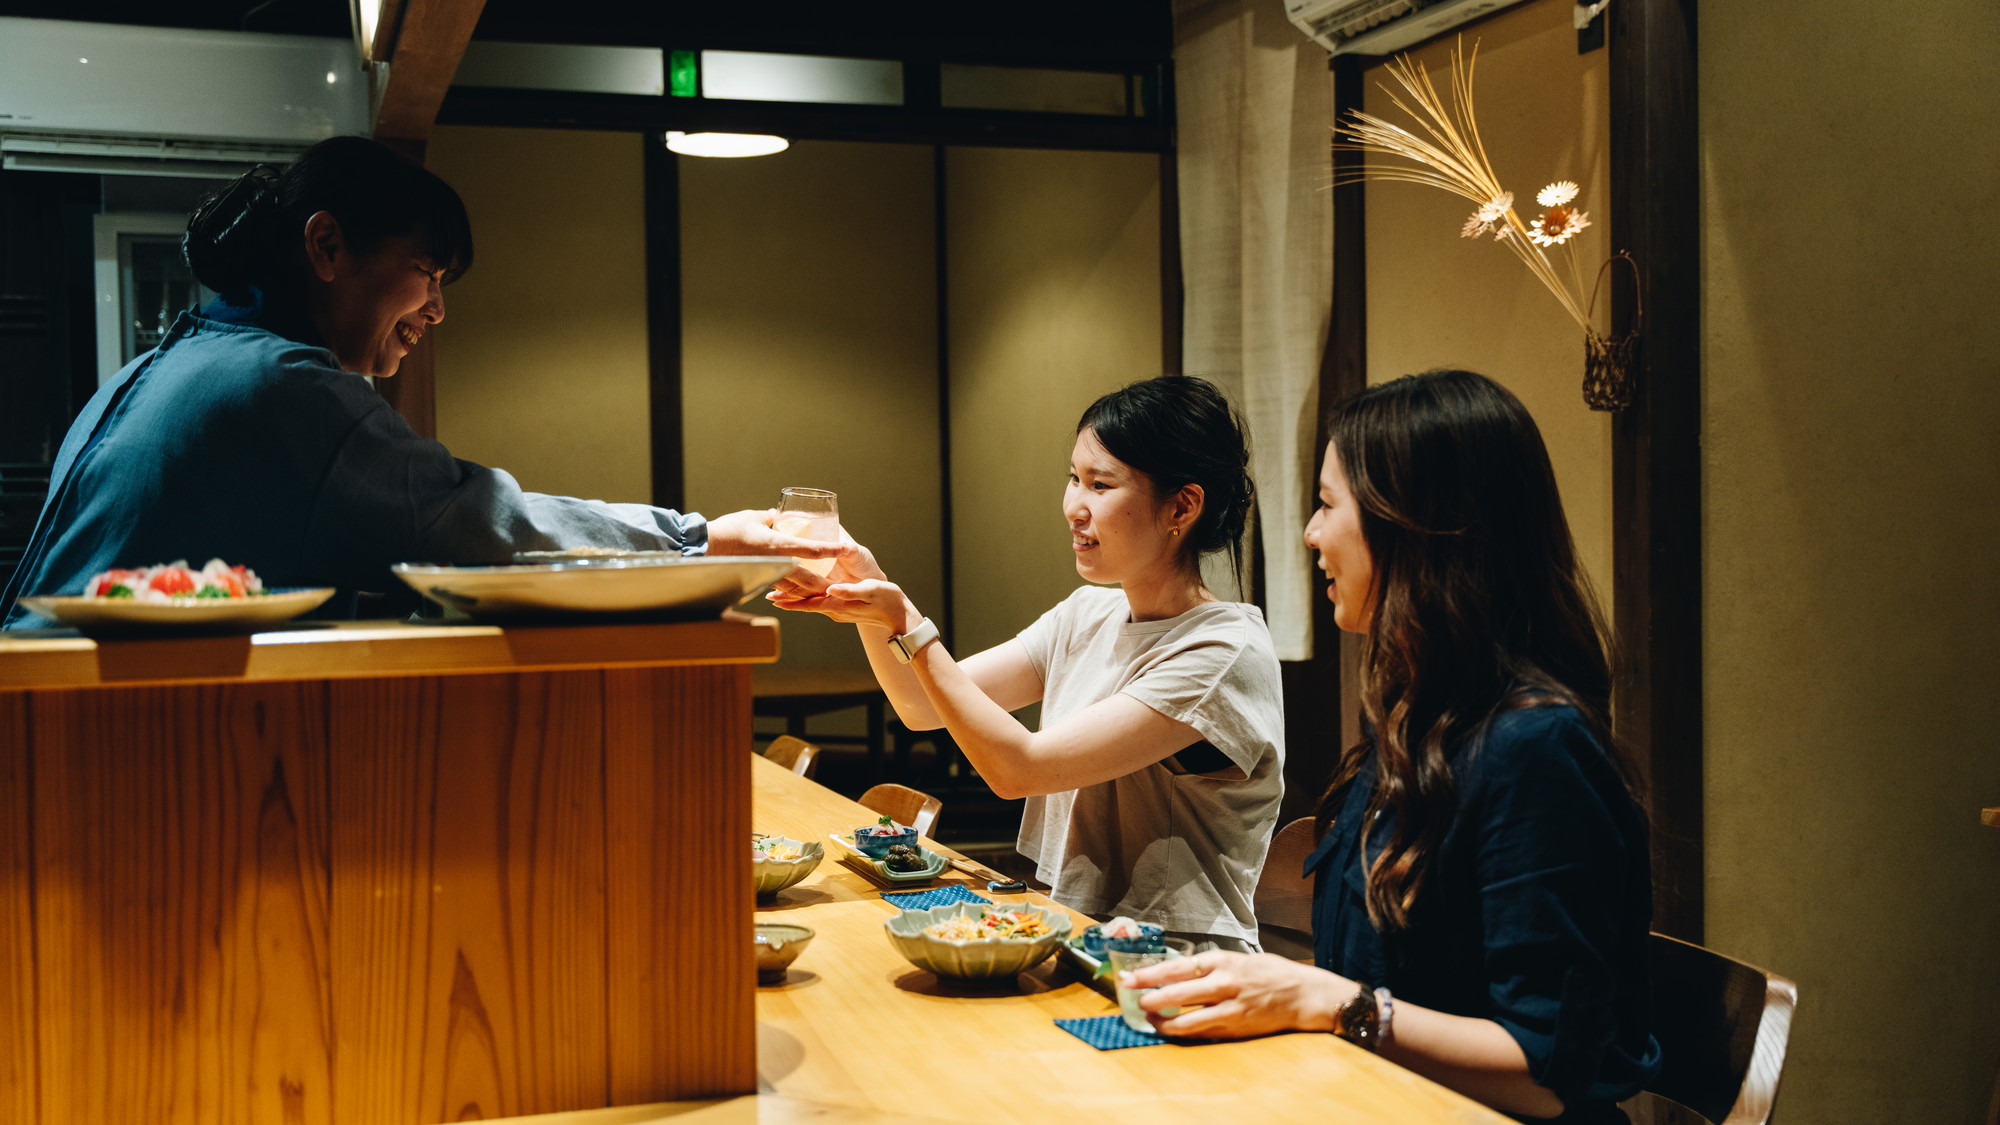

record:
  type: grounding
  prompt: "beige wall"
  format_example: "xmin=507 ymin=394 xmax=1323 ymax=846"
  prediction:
xmin=1701 ymin=2 xmax=2000 ymax=1121
xmin=945 ymin=146 xmax=1163 ymax=656
xmin=679 ymin=140 xmax=943 ymax=671
xmin=1363 ymin=0 xmax=1614 ymax=608
xmin=426 ymin=126 xmax=654 ymax=503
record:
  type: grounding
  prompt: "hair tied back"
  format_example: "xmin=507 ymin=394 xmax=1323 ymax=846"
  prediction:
xmin=183 ymin=164 xmax=282 ymax=299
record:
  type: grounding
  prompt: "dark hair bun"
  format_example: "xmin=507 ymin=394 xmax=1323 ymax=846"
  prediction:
xmin=183 ymin=165 xmax=281 ymax=300
xmin=1078 ymin=374 xmax=1256 ymax=579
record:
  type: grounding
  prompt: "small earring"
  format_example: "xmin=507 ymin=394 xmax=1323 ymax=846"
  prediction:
xmin=1170 ymin=527 xmax=1181 ymax=537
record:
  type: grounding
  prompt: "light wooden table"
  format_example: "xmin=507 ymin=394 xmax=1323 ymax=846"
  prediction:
xmin=745 ymin=756 xmax=1507 ymax=1125
xmin=0 ymin=616 xmax=781 ymax=1124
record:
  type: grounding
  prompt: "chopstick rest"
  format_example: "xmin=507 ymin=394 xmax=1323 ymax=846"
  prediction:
xmin=881 ymin=885 xmax=989 ymax=911
xmin=1053 ymin=1015 xmax=1172 ymax=1051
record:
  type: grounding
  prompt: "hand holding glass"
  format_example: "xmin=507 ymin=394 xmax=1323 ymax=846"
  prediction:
xmin=775 ymin=488 xmax=840 ymax=577
xmin=1109 ymin=936 xmax=1194 ymax=1033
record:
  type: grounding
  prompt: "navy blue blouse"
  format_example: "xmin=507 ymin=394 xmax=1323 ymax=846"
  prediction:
xmin=1306 ymin=704 xmax=1661 ymax=1123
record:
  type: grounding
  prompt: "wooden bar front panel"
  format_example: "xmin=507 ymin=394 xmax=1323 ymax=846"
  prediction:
xmin=29 ymin=682 xmax=333 ymax=1124
xmin=603 ymin=665 xmax=755 ymax=1103
xmin=0 ymin=663 xmax=756 ymax=1124
xmin=0 ymin=694 xmax=37 ymax=1124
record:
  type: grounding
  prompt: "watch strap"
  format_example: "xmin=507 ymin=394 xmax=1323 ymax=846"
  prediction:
xmin=887 ymin=618 xmax=940 ymax=664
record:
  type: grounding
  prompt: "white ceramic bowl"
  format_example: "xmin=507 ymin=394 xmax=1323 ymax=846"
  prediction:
xmin=751 ymin=836 xmax=824 ymax=900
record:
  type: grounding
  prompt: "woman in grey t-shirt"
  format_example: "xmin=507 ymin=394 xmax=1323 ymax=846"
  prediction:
xmin=771 ymin=376 xmax=1285 ymax=948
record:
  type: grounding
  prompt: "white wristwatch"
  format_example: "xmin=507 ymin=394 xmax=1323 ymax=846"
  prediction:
xmin=886 ymin=618 xmax=940 ymax=664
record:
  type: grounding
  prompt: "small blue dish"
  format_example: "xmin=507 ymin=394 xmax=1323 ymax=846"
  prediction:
xmin=852 ymin=822 xmax=918 ymax=858
xmin=1082 ymin=922 xmax=1165 ymax=955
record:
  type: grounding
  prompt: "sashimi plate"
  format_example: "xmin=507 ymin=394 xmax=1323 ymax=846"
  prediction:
xmin=18 ymin=587 xmax=335 ymax=631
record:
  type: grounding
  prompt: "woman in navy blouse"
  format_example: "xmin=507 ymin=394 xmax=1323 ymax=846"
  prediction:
xmin=1130 ymin=370 xmax=1660 ymax=1122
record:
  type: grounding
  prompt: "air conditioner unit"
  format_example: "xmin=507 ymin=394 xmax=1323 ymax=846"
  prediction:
xmin=0 ymin=17 xmax=368 ymax=178
xmin=1285 ymin=0 xmax=1534 ymax=56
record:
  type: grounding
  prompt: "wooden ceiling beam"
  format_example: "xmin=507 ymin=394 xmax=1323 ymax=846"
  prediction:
xmin=372 ymin=0 xmax=489 ymax=142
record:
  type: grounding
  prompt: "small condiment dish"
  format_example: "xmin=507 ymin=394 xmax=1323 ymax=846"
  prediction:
xmin=851 ymin=821 xmax=918 ymax=858
xmin=754 ymin=923 xmax=815 ymax=984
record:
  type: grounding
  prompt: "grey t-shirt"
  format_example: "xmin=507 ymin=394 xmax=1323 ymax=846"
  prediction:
xmin=1015 ymin=585 xmax=1286 ymax=945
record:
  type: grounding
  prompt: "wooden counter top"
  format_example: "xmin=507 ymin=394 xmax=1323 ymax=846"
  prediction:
xmin=0 ymin=612 xmax=780 ymax=691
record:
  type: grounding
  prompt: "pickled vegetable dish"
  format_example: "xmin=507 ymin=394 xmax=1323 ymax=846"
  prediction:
xmin=922 ymin=909 xmax=1055 ymax=942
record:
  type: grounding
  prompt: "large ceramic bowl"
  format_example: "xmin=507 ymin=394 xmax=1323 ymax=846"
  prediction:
xmin=751 ymin=836 xmax=823 ymax=900
xmin=884 ymin=901 xmax=1073 ymax=980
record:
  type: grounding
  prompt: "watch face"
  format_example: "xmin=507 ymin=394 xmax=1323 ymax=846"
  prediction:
xmin=1335 ymin=986 xmax=1380 ymax=1048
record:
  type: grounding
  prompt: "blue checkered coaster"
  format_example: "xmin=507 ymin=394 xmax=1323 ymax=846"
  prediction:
xmin=1054 ymin=1015 xmax=1170 ymax=1051
xmin=881 ymin=885 xmax=990 ymax=911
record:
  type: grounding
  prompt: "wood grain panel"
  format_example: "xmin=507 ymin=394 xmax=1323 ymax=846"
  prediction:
xmin=329 ymin=672 xmax=611 ymax=1122
xmin=328 ymin=676 xmax=442 ymax=1123
xmin=31 ymin=683 xmax=333 ymax=1125
xmin=424 ymin=671 xmax=609 ymax=1119
xmin=604 ymin=666 xmax=755 ymax=1102
xmin=0 ymin=694 xmax=36 ymax=1124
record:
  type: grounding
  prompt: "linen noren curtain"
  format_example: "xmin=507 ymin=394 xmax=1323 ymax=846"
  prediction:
xmin=1172 ymin=0 xmax=1335 ymax=661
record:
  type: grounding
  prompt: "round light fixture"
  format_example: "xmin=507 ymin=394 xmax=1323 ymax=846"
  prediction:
xmin=662 ymin=131 xmax=790 ymax=158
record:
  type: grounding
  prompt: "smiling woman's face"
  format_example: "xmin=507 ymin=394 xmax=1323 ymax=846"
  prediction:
xmin=312 ymin=229 xmax=446 ymax=379
xmin=1303 ymin=442 xmax=1377 ymax=633
xmin=1064 ymin=427 xmax=1180 ymax=586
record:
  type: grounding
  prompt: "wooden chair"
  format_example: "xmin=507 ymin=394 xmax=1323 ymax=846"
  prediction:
xmin=1634 ymin=933 xmax=1798 ymax=1125
xmin=1253 ymin=817 xmax=1318 ymax=960
xmin=858 ymin=782 xmax=942 ymax=838
xmin=761 ymin=734 xmax=820 ymax=780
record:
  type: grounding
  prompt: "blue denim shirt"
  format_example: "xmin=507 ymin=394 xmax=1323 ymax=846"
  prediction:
xmin=3 ymin=297 xmax=706 ymax=628
xmin=1306 ymin=705 xmax=1662 ymax=1123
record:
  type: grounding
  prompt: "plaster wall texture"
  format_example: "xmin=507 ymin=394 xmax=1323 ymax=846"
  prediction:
xmin=427 ymin=125 xmax=654 ymax=506
xmin=1700 ymin=2 xmax=2000 ymax=1121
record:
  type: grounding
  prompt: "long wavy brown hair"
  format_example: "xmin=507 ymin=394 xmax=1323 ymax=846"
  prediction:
xmin=1313 ymin=370 xmax=1641 ymax=931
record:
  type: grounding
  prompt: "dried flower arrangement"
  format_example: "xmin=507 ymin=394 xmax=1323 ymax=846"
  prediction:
xmin=1334 ymin=40 xmax=1638 ymax=411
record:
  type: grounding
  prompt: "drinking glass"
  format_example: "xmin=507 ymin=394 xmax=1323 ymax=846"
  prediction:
xmin=775 ymin=487 xmax=840 ymax=577
xmin=1107 ymin=936 xmax=1194 ymax=1033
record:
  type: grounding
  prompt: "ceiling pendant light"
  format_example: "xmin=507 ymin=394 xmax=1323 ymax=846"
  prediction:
xmin=662 ymin=131 xmax=789 ymax=158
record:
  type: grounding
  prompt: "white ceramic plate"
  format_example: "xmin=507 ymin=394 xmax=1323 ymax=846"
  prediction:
xmin=18 ymin=587 xmax=336 ymax=630
xmin=390 ymin=555 xmax=794 ymax=618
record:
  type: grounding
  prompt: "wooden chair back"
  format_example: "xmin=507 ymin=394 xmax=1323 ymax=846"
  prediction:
xmin=1253 ymin=817 xmax=1318 ymax=951
xmin=858 ymin=782 xmax=942 ymax=838
xmin=762 ymin=735 xmax=820 ymax=779
xmin=1639 ymin=932 xmax=1798 ymax=1125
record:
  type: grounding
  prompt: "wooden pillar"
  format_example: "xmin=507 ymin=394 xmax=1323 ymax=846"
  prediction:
xmin=1609 ymin=0 xmax=1704 ymax=941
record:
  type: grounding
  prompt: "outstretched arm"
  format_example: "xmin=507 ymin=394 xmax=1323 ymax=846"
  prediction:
xmin=771 ymin=574 xmax=1204 ymax=799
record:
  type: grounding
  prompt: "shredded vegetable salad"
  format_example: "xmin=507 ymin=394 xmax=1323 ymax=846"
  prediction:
xmin=752 ymin=836 xmax=803 ymax=862
xmin=86 ymin=559 xmax=267 ymax=602
xmin=922 ymin=909 xmax=1054 ymax=942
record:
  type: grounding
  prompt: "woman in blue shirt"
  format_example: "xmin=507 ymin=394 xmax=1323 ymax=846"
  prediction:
xmin=1130 ymin=370 xmax=1660 ymax=1122
xmin=2 ymin=136 xmax=834 ymax=628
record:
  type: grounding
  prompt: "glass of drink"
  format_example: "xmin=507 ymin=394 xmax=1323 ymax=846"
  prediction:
xmin=1107 ymin=936 xmax=1194 ymax=1033
xmin=774 ymin=487 xmax=840 ymax=577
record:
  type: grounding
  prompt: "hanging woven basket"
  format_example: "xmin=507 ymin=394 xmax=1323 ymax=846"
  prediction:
xmin=1582 ymin=252 xmax=1642 ymax=412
